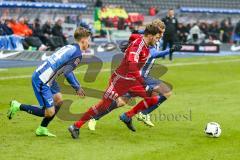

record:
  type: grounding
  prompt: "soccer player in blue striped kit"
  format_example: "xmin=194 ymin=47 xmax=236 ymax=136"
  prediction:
xmin=7 ymin=27 xmax=91 ymax=137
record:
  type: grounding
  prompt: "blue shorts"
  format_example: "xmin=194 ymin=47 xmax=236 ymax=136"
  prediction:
xmin=32 ymin=72 xmax=61 ymax=109
xmin=144 ymin=76 xmax=161 ymax=89
xmin=50 ymin=80 xmax=61 ymax=95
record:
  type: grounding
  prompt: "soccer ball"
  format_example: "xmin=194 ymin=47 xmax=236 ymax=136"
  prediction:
xmin=204 ymin=122 xmax=221 ymax=137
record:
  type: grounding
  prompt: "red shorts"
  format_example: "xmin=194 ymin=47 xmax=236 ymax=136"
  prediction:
xmin=103 ymin=72 xmax=149 ymax=101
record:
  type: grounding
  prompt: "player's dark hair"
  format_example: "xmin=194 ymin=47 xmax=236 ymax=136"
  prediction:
xmin=74 ymin=27 xmax=91 ymax=42
xmin=144 ymin=24 xmax=160 ymax=36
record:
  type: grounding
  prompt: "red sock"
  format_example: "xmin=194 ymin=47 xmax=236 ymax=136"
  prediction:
xmin=74 ymin=100 xmax=111 ymax=128
xmin=74 ymin=107 xmax=96 ymax=128
xmin=126 ymin=96 xmax=159 ymax=118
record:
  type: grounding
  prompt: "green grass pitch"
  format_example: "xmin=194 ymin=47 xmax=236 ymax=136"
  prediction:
xmin=0 ymin=55 xmax=240 ymax=160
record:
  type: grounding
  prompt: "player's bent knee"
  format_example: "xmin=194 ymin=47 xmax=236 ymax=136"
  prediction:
xmin=45 ymin=108 xmax=55 ymax=118
xmin=53 ymin=93 xmax=63 ymax=106
xmin=158 ymin=83 xmax=172 ymax=95
xmin=163 ymin=91 xmax=172 ymax=98
xmin=151 ymin=91 xmax=159 ymax=96
xmin=153 ymin=85 xmax=162 ymax=94
xmin=55 ymin=100 xmax=63 ymax=107
xmin=45 ymin=113 xmax=54 ymax=118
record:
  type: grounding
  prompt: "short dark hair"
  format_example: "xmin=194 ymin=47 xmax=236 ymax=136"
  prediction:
xmin=74 ymin=27 xmax=91 ymax=42
xmin=144 ymin=24 xmax=160 ymax=36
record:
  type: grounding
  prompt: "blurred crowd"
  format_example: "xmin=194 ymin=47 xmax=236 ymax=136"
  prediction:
xmin=0 ymin=17 xmax=68 ymax=51
xmin=177 ymin=18 xmax=239 ymax=44
xmin=97 ymin=5 xmax=128 ymax=29
xmin=94 ymin=0 xmax=128 ymax=30
xmin=1 ymin=14 xmax=240 ymax=52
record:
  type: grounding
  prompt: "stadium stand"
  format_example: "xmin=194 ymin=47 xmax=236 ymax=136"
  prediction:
xmin=3 ymin=0 xmax=240 ymax=15
xmin=0 ymin=0 xmax=240 ymax=51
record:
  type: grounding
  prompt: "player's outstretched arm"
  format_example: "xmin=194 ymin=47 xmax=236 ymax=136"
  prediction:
xmin=150 ymin=44 xmax=182 ymax=58
xmin=64 ymin=71 xmax=85 ymax=97
xmin=150 ymin=47 xmax=170 ymax=58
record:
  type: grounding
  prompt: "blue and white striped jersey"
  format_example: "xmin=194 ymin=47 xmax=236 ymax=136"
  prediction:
xmin=35 ymin=44 xmax=82 ymax=91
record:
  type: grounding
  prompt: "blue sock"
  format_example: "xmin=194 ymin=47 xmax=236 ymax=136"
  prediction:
xmin=20 ymin=104 xmax=45 ymax=117
xmin=142 ymin=96 xmax=167 ymax=115
xmin=120 ymin=113 xmax=131 ymax=122
xmin=41 ymin=105 xmax=60 ymax=127
xmin=94 ymin=101 xmax=118 ymax=120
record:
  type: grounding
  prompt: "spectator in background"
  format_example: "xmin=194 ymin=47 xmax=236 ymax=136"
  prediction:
xmin=105 ymin=5 xmax=114 ymax=27
xmin=177 ymin=23 xmax=188 ymax=43
xmin=0 ymin=19 xmax=13 ymax=35
xmin=9 ymin=17 xmax=32 ymax=37
xmin=220 ymin=19 xmax=233 ymax=43
xmin=31 ymin=18 xmax=50 ymax=50
xmin=115 ymin=6 xmax=128 ymax=30
xmin=98 ymin=5 xmax=128 ymax=30
xmin=8 ymin=17 xmax=48 ymax=51
xmin=94 ymin=0 xmax=102 ymax=22
xmin=95 ymin=0 xmax=103 ymax=8
xmin=42 ymin=19 xmax=52 ymax=36
xmin=42 ymin=19 xmax=60 ymax=50
xmin=76 ymin=14 xmax=93 ymax=41
xmin=199 ymin=22 xmax=209 ymax=38
xmin=0 ymin=20 xmax=5 ymax=35
xmin=234 ymin=20 xmax=240 ymax=37
xmin=233 ymin=20 xmax=240 ymax=44
xmin=52 ymin=19 xmax=67 ymax=46
xmin=187 ymin=23 xmax=205 ymax=44
xmin=32 ymin=18 xmax=44 ymax=40
xmin=65 ymin=15 xmax=75 ymax=24
xmin=208 ymin=21 xmax=220 ymax=40
xmin=162 ymin=8 xmax=178 ymax=61
xmin=99 ymin=6 xmax=110 ymax=27
xmin=76 ymin=14 xmax=90 ymax=30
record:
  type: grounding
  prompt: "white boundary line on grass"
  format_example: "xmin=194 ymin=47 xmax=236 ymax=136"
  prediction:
xmin=0 ymin=59 xmax=239 ymax=81
xmin=166 ymin=59 xmax=240 ymax=67
xmin=0 ymin=69 xmax=8 ymax=72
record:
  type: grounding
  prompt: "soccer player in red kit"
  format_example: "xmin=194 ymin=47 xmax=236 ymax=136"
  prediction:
xmin=68 ymin=24 xmax=162 ymax=139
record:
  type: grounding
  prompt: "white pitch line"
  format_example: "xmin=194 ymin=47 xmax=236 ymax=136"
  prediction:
xmin=0 ymin=69 xmax=8 ymax=72
xmin=0 ymin=59 xmax=239 ymax=81
xmin=165 ymin=59 xmax=240 ymax=67
xmin=0 ymin=75 xmax=31 ymax=80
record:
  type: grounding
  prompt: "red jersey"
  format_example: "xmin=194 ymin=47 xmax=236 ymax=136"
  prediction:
xmin=115 ymin=37 xmax=149 ymax=84
xmin=128 ymin=33 xmax=142 ymax=44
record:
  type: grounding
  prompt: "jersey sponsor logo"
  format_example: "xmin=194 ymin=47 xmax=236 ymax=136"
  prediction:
xmin=0 ymin=51 xmax=20 ymax=59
